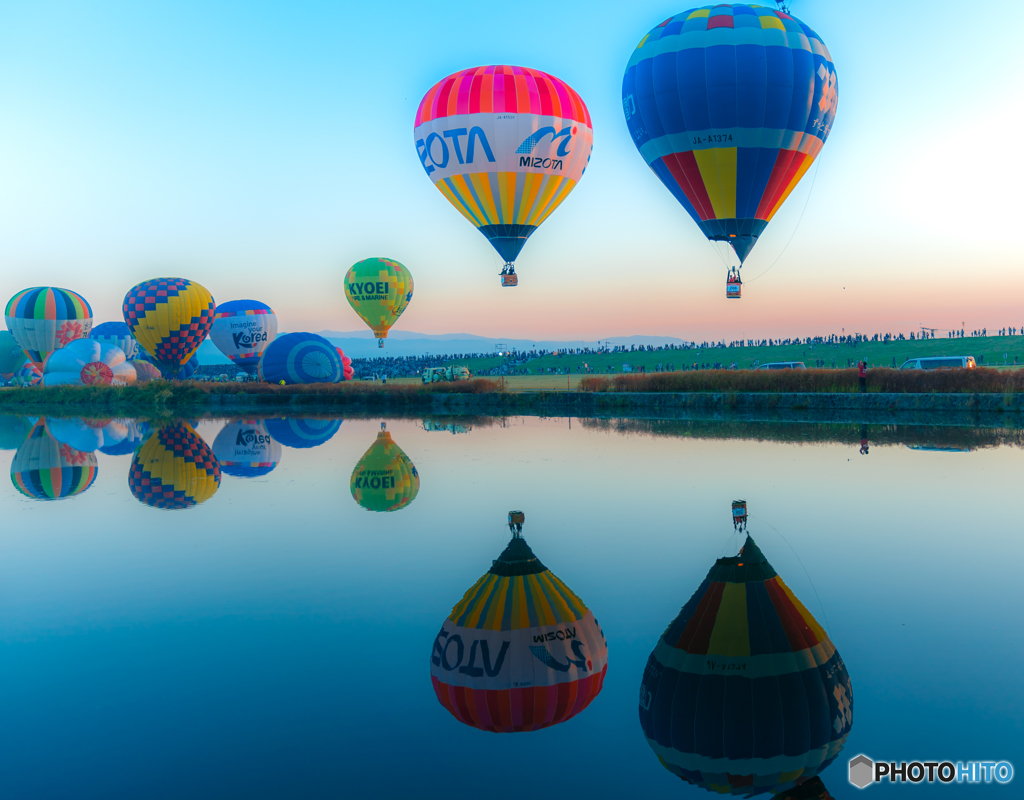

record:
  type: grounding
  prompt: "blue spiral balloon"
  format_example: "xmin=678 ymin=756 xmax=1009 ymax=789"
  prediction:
xmin=264 ymin=417 xmax=342 ymax=449
xmin=257 ymin=333 xmax=342 ymax=385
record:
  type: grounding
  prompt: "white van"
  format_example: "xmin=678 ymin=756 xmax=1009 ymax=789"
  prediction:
xmin=756 ymin=361 xmax=806 ymax=370
xmin=899 ymin=356 xmax=976 ymax=370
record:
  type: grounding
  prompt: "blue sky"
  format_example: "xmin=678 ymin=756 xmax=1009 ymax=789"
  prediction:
xmin=1 ymin=0 xmax=1022 ymax=340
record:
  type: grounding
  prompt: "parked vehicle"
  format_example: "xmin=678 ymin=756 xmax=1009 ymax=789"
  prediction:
xmin=899 ymin=356 xmax=976 ymax=370
xmin=422 ymin=366 xmax=471 ymax=383
xmin=756 ymin=361 xmax=807 ymax=370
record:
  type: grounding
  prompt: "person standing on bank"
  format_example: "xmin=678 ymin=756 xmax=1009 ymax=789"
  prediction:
xmin=858 ymin=360 xmax=867 ymax=392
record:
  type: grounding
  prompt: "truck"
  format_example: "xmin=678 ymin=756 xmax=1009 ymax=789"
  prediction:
xmin=422 ymin=365 xmax=471 ymax=384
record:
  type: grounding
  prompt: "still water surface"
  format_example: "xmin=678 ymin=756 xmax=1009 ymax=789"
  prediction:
xmin=1 ymin=414 xmax=1021 ymax=798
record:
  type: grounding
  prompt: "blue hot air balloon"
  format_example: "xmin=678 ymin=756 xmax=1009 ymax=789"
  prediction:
xmin=622 ymin=4 xmax=838 ymax=292
xmin=209 ymin=300 xmax=278 ymax=373
xmin=90 ymin=321 xmax=138 ymax=360
xmin=264 ymin=417 xmax=341 ymax=449
xmin=257 ymin=333 xmax=342 ymax=385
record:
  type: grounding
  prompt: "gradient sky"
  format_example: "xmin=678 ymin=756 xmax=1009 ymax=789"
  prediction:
xmin=1 ymin=0 xmax=1022 ymax=342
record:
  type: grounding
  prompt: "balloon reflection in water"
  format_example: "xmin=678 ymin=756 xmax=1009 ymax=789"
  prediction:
xmin=0 ymin=415 xmax=32 ymax=450
xmin=212 ymin=419 xmax=282 ymax=478
xmin=638 ymin=534 xmax=853 ymax=796
xmin=98 ymin=420 xmax=149 ymax=456
xmin=431 ymin=511 xmax=608 ymax=732
xmin=46 ymin=418 xmax=129 ymax=452
xmin=350 ymin=425 xmax=419 ymax=512
xmin=11 ymin=420 xmax=97 ymax=500
xmin=264 ymin=417 xmax=341 ymax=449
xmin=129 ymin=422 xmax=221 ymax=509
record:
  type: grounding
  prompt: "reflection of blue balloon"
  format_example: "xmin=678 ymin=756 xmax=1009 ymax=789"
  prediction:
xmin=137 ymin=350 xmax=198 ymax=379
xmin=90 ymin=321 xmax=138 ymax=360
xmin=0 ymin=415 xmax=32 ymax=449
xmin=212 ymin=419 xmax=282 ymax=477
xmin=98 ymin=420 xmax=149 ymax=456
xmin=265 ymin=417 xmax=341 ymax=449
xmin=257 ymin=333 xmax=342 ymax=385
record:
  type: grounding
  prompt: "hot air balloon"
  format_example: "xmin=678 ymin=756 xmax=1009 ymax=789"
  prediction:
xmin=415 ymin=66 xmax=594 ymax=286
xmin=90 ymin=321 xmax=138 ymax=360
xmin=11 ymin=362 xmax=42 ymax=387
xmin=42 ymin=340 xmax=137 ymax=386
xmin=264 ymin=417 xmax=341 ymax=449
xmin=4 ymin=287 xmax=93 ymax=366
xmin=98 ymin=420 xmax=149 ymax=456
xmin=638 ymin=530 xmax=853 ymax=795
xmin=122 ymin=278 xmax=215 ymax=377
xmin=209 ymin=300 xmax=278 ymax=372
xmin=0 ymin=415 xmax=32 ymax=450
xmin=11 ymin=420 xmax=98 ymax=500
xmin=431 ymin=511 xmax=608 ymax=732
xmin=130 ymin=359 xmax=163 ymax=383
xmin=257 ymin=332 xmax=342 ymax=384
xmin=335 ymin=348 xmax=354 ymax=381
xmin=622 ymin=5 xmax=838 ymax=297
xmin=212 ymin=419 xmax=282 ymax=478
xmin=134 ymin=349 xmax=198 ymax=380
xmin=0 ymin=330 xmax=28 ymax=380
xmin=344 ymin=258 xmax=413 ymax=347
xmin=129 ymin=422 xmax=221 ymax=509
xmin=350 ymin=424 xmax=419 ymax=512
xmin=46 ymin=418 xmax=129 ymax=452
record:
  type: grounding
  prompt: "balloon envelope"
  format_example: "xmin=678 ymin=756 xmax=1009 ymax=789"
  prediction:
xmin=212 ymin=419 xmax=282 ymax=478
xmin=11 ymin=362 xmax=42 ymax=387
xmin=46 ymin=417 xmax=129 ymax=452
xmin=135 ymin=349 xmax=197 ymax=380
xmin=209 ymin=300 xmax=278 ymax=372
xmin=129 ymin=422 xmax=221 ymax=509
xmin=264 ymin=417 xmax=341 ymax=449
xmin=431 ymin=533 xmax=608 ymax=732
xmin=130 ymin=359 xmax=163 ymax=383
xmin=350 ymin=429 xmax=419 ymax=511
xmin=11 ymin=420 xmax=98 ymax=500
xmin=638 ymin=535 xmax=852 ymax=795
xmin=344 ymin=258 xmax=413 ymax=344
xmin=257 ymin=333 xmax=342 ymax=385
xmin=622 ymin=5 xmax=838 ymax=265
xmin=43 ymin=339 xmax=136 ymax=386
xmin=98 ymin=420 xmax=149 ymax=456
xmin=0 ymin=330 xmax=28 ymax=378
xmin=122 ymin=278 xmax=215 ymax=374
xmin=414 ymin=66 xmax=593 ymax=268
xmin=4 ymin=287 xmax=93 ymax=366
xmin=0 ymin=415 xmax=32 ymax=450
xmin=90 ymin=321 xmax=138 ymax=360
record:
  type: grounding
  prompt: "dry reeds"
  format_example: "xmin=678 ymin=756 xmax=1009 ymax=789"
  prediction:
xmin=577 ymin=368 xmax=1024 ymax=394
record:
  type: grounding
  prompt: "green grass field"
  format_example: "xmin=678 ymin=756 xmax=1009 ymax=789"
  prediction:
xmin=441 ymin=335 xmax=1024 ymax=376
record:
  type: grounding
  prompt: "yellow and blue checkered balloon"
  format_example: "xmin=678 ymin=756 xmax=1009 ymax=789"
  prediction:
xmin=122 ymin=278 xmax=215 ymax=375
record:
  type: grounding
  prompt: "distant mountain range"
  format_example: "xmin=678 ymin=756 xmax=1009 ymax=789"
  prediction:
xmin=196 ymin=331 xmax=690 ymax=364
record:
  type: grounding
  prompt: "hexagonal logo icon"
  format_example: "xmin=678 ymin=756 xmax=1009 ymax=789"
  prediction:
xmin=849 ymin=754 xmax=874 ymax=789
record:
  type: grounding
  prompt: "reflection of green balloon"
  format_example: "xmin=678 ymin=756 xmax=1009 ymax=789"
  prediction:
xmin=0 ymin=330 xmax=27 ymax=378
xmin=350 ymin=429 xmax=419 ymax=512
xmin=0 ymin=415 xmax=32 ymax=450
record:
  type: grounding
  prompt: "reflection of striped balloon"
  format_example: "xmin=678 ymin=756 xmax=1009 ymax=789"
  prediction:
xmin=350 ymin=430 xmax=419 ymax=512
xmin=639 ymin=536 xmax=852 ymax=796
xmin=264 ymin=417 xmax=341 ymax=449
xmin=122 ymin=278 xmax=215 ymax=372
xmin=431 ymin=533 xmax=608 ymax=732
xmin=11 ymin=421 xmax=97 ymax=500
xmin=4 ymin=287 xmax=93 ymax=365
xmin=257 ymin=333 xmax=342 ymax=385
xmin=128 ymin=422 xmax=221 ymax=509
